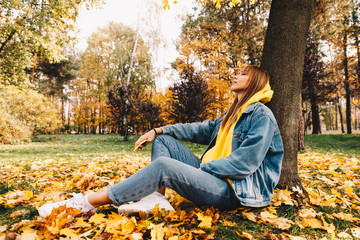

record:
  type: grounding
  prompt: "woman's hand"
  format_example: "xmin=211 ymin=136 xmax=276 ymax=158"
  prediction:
xmin=134 ymin=128 xmax=163 ymax=151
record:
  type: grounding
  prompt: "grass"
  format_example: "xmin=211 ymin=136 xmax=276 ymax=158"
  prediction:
xmin=0 ymin=134 xmax=208 ymax=163
xmin=0 ymin=133 xmax=359 ymax=239
xmin=304 ymin=134 xmax=360 ymax=156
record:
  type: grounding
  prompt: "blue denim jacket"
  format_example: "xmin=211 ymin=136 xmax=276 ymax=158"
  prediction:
xmin=161 ymin=102 xmax=284 ymax=207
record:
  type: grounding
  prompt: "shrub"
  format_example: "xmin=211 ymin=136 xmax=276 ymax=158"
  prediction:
xmin=0 ymin=85 xmax=62 ymax=144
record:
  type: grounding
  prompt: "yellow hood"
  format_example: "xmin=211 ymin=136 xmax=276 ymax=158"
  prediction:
xmin=239 ymin=82 xmax=273 ymax=114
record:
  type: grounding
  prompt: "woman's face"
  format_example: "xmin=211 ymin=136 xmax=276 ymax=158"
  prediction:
xmin=230 ymin=70 xmax=250 ymax=93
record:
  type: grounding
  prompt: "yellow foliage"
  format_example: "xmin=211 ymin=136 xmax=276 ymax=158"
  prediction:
xmin=0 ymin=85 xmax=62 ymax=144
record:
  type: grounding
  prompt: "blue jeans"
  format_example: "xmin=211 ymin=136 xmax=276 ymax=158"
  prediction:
xmin=107 ymin=135 xmax=241 ymax=210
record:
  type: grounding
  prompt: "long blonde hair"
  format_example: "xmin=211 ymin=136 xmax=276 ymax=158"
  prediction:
xmin=221 ymin=66 xmax=270 ymax=129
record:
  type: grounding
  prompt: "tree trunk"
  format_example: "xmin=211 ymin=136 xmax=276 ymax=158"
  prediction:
xmin=311 ymin=98 xmax=321 ymax=134
xmin=343 ymin=18 xmax=352 ymax=134
xmin=328 ymin=104 xmax=332 ymax=130
xmin=338 ymin=103 xmax=345 ymax=133
xmin=298 ymin=96 xmax=305 ymax=151
xmin=261 ymin=0 xmax=314 ymax=190
xmin=355 ymin=105 xmax=358 ymax=130
xmin=335 ymin=101 xmax=339 ymax=130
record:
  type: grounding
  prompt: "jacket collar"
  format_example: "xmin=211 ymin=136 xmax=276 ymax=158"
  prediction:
xmin=242 ymin=102 xmax=261 ymax=114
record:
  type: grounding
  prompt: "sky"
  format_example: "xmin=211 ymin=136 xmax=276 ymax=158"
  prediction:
xmin=76 ymin=0 xmax=196 ymax=89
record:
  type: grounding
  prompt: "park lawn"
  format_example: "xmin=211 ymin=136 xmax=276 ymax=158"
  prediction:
xmin=0 ymin=134 xmax=359 ymax=239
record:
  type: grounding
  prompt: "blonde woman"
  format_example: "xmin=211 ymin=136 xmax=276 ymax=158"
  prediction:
xmin=39 ymin=65 xmax=284 ymax=217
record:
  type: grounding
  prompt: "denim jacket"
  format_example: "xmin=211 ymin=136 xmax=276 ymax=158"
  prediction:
xmin=161 ymin=102 xmax=284 ymax=207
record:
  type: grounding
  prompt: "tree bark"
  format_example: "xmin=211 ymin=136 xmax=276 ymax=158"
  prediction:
xmin=311 ymin=98 xmax=321 ymax=134
xmin=261 ymin=0 xmax=314 ymax=190
xmin=343 ymin=18 xmax=352 ymax=134
xmin=335 ymin=101 xmax=338 ymax=130
xmin=338 ymin=102 xmax=345 ymax=133
xmin=298 ymin=96 xmax=305 ymax=151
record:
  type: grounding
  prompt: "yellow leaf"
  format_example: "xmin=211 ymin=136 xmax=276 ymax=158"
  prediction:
xmin=222 ymin=220 xmax=237 ymax=227
xmin=25 ymin=191 xmax=33 ymax=199
xmin=122 ymin=217 xmax=136 ymax=234
xmin=18 ymin=230 xmax=37 ymax=240
xmin=288 ymin=236 xmax=306 ymax=240
xmin=243 ymin=211 xmax=258 ymax=222
xmin=10 ymin=209 xmax=30 ymax=218
xmin=332 ymin=212 xmax=359 ymax=222
xmin=266 ymin=206 xmax=277 ymax=215
xmin=130 ymin=232 xmax=143 ymax=240
xmin=74 ymin=217 xmax=91 ymax=228
xmin=351 ymin=227 xmax=360 ymax=238
xmin=272 ymin=189 xmax=296 ymax=206
xmin=60 ymin=228 xmax=78 ymax=240
xmin=89 ymin=213 xmax=107 ymax=225
xmin=259 ymin=211 xmax=294 ymax=230
xmin=196 ymin=213 xmax=212 ymax=229
xmin=0 ymin=225 xmax=7 ymax=233
xmin=298 ymin=217 xmax=322 ymax=229
xmin=149 ymin=223 xmax=165 ymax=240
xmin=236 ymin=231 xmax=253 ymax=239
xmin=297 ymin=208 xmax=317 ymax=218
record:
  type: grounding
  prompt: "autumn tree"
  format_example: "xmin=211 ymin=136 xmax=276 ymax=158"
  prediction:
xmin=177 ymin=0 xmax=270 ymax=118
xmin=302 ymin=35 xmax=336 ymax=134
xmin=0 ymin=0 xmax=102 ymax=86
xmin=74 ymin=22 xmax=155 ymax=135
xmin=137 ymin=99 xmax=164 ymax=133
xmin=108 ymin=84 xmax=138 ymax=137
xmin=311 ymin=0 xmax=359 ymax=134
xmin=37 ymin=55 xmax=80 ymax=126
xmin=168 ymin=60 xmax=215 ymax=123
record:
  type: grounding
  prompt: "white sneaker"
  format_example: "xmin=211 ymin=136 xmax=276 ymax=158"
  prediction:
xmin=38 ymin=193 xmax=95 ymax=218
xmin=118 ymin=192 xmax=174 ymax=215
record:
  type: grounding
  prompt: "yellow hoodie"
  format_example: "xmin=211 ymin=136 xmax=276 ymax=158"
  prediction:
xmin=202 ymin=82 xmax=273 ymax=185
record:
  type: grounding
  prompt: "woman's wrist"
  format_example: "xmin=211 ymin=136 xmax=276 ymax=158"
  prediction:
xmin=153 ymin=127 xmax=163 ymax=135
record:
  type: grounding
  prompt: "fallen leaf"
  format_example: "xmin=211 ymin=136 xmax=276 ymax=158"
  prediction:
xmin=10 ymin=209 xmax=30 ymax=218
xmin=243 ymin=211 xmax=258 ymax=222
xmin=89 ymin=213 xmax=107 ymax=225
xmin=222 ymin=220 xmax=237 ymax=227
xmin=351 ymin=227 xmax=360 ymax=238
xmin=60 ymin=228 xmax=78 ymax=239
xmin=272 ymin=189 xmax=296 ymax=206
xmin=130 ymin=232 xmax=143 ymax=240
xmin=259 ymin=211 xmax=294 ymax=230
xmin=236 ymin=231 xmax=253 ymax=239
xmin=196 ymin=213 xmax=212 ymax=229
xmin=0 ymin=225 xmax=7 ymax=233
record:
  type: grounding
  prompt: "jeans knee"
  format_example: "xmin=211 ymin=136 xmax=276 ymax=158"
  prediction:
xmin=154 ymin=134 xmax=173 ymax=145
xmin=152 ymin=157 xmax=178 ymax=173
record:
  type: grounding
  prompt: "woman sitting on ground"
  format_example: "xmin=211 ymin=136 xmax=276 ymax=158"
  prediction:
xmin=39 ymin=65 xmax=284 ymax=217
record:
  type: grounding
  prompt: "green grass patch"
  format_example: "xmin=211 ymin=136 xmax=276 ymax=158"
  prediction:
xmin=304 ymin=134 xmax=360 ymax=156
xmin=0 ymin=134 xmax=207 ymax=163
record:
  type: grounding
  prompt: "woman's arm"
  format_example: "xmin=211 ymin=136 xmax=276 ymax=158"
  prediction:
xmin=161 ymin=117 xmax=223 ymax=145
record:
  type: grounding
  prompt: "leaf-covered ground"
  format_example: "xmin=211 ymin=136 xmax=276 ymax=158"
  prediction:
xmin=0 ymin=135 xmax=359 ymax=240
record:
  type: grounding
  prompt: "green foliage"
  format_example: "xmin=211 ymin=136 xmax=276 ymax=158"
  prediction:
xmin=0 ymin=85 xmax=62 ymax=144
xmin=0 ymin=0 xmax=103 ymax=85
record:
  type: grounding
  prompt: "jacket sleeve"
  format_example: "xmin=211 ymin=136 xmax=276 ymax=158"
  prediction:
xmin=161 ymin=117 xmax=222 ymax=145
xmin=200 ymin=114 xmax=275 ymax=179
